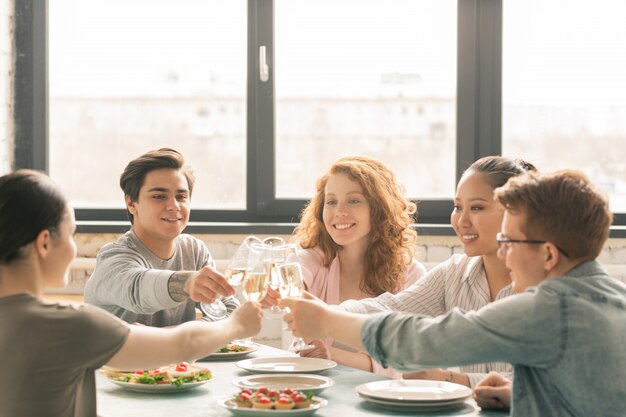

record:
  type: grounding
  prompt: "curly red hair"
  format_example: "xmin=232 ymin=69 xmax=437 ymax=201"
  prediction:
xmin=294 ymin=156 xmax=417 ymax=296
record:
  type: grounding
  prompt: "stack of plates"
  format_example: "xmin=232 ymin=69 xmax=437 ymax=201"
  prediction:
xmin=356 ymin=379 xmax=472 ymax=412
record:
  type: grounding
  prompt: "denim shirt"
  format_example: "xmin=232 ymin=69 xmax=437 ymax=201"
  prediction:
xmin=362 ymin=260 xmax=626 ymax=417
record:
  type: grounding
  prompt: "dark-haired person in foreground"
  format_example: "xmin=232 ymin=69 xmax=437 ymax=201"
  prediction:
xmin=0 ymin=170 xmax=263 ymax=417
xmin=85 ymin=148 xmax=239 ymax=326
xmin=282 ymin=170 xmax=626 ymax=417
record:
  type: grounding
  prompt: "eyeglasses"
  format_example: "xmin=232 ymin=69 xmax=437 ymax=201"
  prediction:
xmin=496 ymin=233 xmax=570 ymax=258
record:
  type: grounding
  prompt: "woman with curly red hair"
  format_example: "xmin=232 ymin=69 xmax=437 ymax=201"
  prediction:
xmin=293 ymin=156 xmax=427 ymax=373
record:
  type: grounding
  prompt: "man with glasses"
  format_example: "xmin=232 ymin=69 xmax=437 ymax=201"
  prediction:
xmin=281 ymin=170 xmax=626 ymax=417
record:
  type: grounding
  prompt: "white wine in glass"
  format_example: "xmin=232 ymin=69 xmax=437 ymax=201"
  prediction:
xmin=277 ymin=262 xmax=314 ymax=351
xmin=278 ymin=263 xmax=304 ymax=297
xmin=243 ymin=271 xmax=269 ymax=302
xmin=200 ymin=236 xmax=262 ymax=319
xmin=225 ymin=267 xmax=248 ymax=287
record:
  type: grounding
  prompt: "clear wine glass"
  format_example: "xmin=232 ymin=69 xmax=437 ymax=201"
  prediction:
xmin=242 ymin=250 xmax=271 ymax=303
xmin=276 ymin=255 xmax=315 ymax=352
xmin=264 ymin=240 xmax=290 ymax=317
xmin=200 ymin=236 xmax=262 ymax=319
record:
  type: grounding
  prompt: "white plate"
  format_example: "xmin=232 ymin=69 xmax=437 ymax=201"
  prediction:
xmin=358 ymin=394 xmax=468 ymax=412
xmin=109 ymin=379 xmax=208 ymax=393
xmin=232 ymin=374 xmax=334 ymax=394
xmin=356 ymin=379 xmax=472 ymax=402
xmin=236 ymin=357 xmax=337 ymax=374
xmin=220 ymin=397 xmax=327 ymax=417
xmin=200 ymin=341 xmax=260 ymax=361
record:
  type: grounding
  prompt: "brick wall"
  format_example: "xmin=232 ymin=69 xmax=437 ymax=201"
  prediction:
xmin=63 ymin=233 xmax=626 ymax=295
xmin=0 ymin=0 xmax=14 ymax=173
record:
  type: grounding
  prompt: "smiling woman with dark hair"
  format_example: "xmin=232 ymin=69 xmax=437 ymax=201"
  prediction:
xmin=0 ymin=170 xmax=263 ymax=417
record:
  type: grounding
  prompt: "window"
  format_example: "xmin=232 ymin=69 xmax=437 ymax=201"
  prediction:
xmin=49 ymin=0 xmax=247 ymax=209
xmin=274 ymin=0 xmax=457 ymax=200
xmin=15 ymin=0 xmax=502 ymax=229
xmin=502 ymin=0 xmax=626 ymax=213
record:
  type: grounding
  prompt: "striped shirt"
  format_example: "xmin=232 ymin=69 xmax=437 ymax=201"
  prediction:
xmin=341 ymin=254 xmax=513 ymax=387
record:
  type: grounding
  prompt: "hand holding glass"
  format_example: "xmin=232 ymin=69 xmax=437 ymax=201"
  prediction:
xmin=200 ymin=236 xmax=262 ymax=318
xmin=277 ymin=261 xmax=314 ymax=352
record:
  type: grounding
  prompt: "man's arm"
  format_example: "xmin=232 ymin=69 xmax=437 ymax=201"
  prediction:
xmin=85 ymin=246 xmax=179 ymax=314
xmin=281 ymin=296 xmax=368 ymax=352
xmin=283 ymin=289 xmax=562 ymax=373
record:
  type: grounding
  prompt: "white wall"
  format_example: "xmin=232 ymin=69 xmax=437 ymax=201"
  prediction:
xmin=0 ymin=0 xmax=14 ymax=174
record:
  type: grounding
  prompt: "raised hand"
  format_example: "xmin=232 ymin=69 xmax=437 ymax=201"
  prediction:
xmin=280 ymin=295 xmax=331 ymax=340
xmin=182 ymin=266 xmax=235 ymax=303
xmin=230 ymin=301 xmax=264 ymax=339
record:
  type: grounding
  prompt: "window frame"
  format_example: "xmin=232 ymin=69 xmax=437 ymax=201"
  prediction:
xmin=20 ymin=0 xmax=623 ymax=235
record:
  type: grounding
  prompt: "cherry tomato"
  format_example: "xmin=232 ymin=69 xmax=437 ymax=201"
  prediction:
xmin=258 ymin=397 xmax=272 ymax=404
xmin=239 ymin=393 xmax=252 ymax=401
xmin=134 ymin=370 xmax=144 ymax=375
xmin=256 ymin=387 xmax=269 ymax=395
xmin=292 ymin=393 xmax=306 ymax=403
xmin=277 ymin=397 xmax=293 ymax=404
xmin=241 ymin=389 xmax=253 ymax=396
xmin=268 ymin=390 xmax=279 ymax=398
xmin=282 ymin=388 xmax=294 ymax=395
xmin=175 ymin=363 xmax=188 ymax=372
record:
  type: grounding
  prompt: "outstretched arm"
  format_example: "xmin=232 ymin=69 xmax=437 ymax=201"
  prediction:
xmin=281 ymin=296 xmax=368 ymax=352
xmin=106 ymin=301 xmax=262 ymax=370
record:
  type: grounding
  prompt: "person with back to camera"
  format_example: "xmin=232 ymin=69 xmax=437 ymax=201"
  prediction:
xmin=288 ymin=156 xmax=535 ymax=386
xmin=0 ymin=170 xmax=263 ymax=417
xmin=85 ymin=148 xmax=239 ymax=326
xmin=265 ymin=156 xmax=427 ymax=375
xmin=282 ymin=169 xmax=626 ymax=417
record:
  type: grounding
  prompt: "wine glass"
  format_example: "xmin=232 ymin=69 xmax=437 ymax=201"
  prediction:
xmin=200 ymin=236 xmax=262 ymax=319
xmin=265 ymin=240 xmax=290 ymax=317
xmin=242 ymin=250 xmax=271 ymax=303
xmin=276 ymin=257 xmax=315 ymax=352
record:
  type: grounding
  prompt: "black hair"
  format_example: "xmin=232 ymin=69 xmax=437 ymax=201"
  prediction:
xmin=465 ymin=156 xmax=537 ymax=189
xmin=0 ymin=170 xmax=68 ymax=264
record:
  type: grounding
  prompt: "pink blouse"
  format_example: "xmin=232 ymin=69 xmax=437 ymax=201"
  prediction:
xmin=298 ymin=246 xmax=427 ymax=378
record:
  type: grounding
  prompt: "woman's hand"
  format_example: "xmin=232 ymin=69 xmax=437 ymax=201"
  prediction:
xmin=259 ymin=286 xmax=281 ymax=308
xmin=230 ymin=301 xmax=263 ymax=339
xmin=297 ymin=339 xmax=332 ymax=359
xmin=473 ymin=372 xmax=512 ymax=410
xmin=403 ymin=369 xmax=470 ymax=387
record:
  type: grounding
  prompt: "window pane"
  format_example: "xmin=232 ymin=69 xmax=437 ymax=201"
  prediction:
xmin=49 ymin=0 xmax=246 ymax=209
xmin=275 ymin=0 xmax=457 ymax=199
xmin=503 ymin=0 xmax=626 ymax=211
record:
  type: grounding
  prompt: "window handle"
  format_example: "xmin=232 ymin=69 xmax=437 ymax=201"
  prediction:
xmin=259 ymin=45 xmax=269 ymax=82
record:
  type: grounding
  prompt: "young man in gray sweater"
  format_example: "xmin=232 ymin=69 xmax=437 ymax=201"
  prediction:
xmin=85 ymin=148 xmax=239 ymax=326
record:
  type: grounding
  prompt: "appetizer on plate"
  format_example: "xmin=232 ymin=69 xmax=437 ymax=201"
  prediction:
xmin=107 ymin=362 xmax=211 ymax=387
xmin=216 ymin=343 xmax=254 ymax=354
xmin=232 ymin=388 xmax=315 ymax=410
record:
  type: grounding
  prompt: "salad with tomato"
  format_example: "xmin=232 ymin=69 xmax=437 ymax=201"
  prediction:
xmin=109 ymin=362 xmax=211 ymax=387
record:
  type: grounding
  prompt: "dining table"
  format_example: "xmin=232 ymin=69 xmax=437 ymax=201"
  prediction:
xmin=96 ymin=343 xmax=510 ymax=417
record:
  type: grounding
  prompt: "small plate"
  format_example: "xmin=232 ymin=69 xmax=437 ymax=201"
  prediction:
xmin=356 ymin=379 xmax=471 ymax=402
xmin=199 ymin=340 xmax=260 ymax=361
xmin=220 ymin=397 xmax=327 ymax=416
xmin=358 ymin=394 xmax=468 ymax=411
xmin=232 ymin=374 xmax=334 ymax=395
xmin=109 ymin=379 xmax=208 ymax=393
xmin=236 ymin=357 xmax=337 ymax=374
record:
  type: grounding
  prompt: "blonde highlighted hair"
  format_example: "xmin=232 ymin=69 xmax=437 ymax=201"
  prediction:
xmin=295 ymin=156 xmax=417 ymax=296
